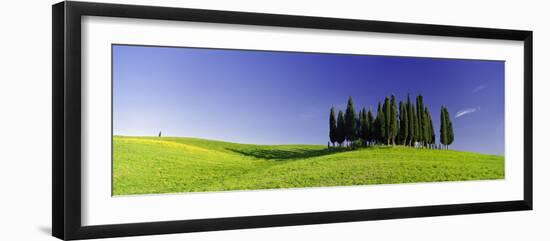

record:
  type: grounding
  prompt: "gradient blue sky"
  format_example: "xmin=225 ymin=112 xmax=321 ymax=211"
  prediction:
xmin=113 ymin=45 xmax=505 ymax=155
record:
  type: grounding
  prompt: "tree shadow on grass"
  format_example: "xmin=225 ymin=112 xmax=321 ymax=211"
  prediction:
xmin=225 ymin=147 xmax=336 ymax=161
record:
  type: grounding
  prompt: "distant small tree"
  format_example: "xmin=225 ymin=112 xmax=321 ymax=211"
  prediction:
xmin=336 ymin=110 xmax=346 ymax=147
xmin=329 ymin=107 xmax=337 ymax=147
xmin=158 ymin=131 xmax=162 ymax=137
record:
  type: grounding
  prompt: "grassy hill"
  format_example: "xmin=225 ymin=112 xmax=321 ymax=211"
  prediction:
xmin=113 ymin=136 xmax=504 ymax=196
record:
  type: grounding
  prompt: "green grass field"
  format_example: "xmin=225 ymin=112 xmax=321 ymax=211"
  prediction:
xmin=113 ymin=136 xmax=504 ymax=196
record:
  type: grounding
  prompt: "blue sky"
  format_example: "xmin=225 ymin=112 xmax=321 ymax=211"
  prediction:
xmin=113 ymin=45 xmax=504 ymax=155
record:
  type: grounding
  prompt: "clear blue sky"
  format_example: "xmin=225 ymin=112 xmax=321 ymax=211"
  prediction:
xmin=113 ymin=45 xmax=504 ymax=155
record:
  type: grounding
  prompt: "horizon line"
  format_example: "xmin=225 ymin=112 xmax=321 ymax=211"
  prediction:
xmin=112 ymin=134 xmax=503 ymax=156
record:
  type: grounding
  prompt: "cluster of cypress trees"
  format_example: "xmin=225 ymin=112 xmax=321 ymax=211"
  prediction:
xmin=329 ymin=95 xmax=453 ymax=149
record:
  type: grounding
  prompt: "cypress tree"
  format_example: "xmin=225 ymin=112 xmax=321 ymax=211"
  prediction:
xmin=357 ymin=109 xmax=362 ymax=143
xmin=329 ymin=107 xmax=337 ymax=147
xmin=373 ymin=104 xmax=380 ymax=144
xmin=440 ymin=106 xmax=448 ymax=148
xmin=360 ymin=107 xmax=369 ymax=146
xmin=427 ymin=110 xmax=435 ymax=148
xmin=367 ymin=108 xmax=374 ymax=145
xmin=414 ymin=109 xmax=420 ymax=147
xmin=416 ymin=95 xmax=425 ymax=147
xmin=378 ymin=102 xmax=387 ymax=144
xmin=430 ymin=116 xmax=435 ymax=145
xmin=398 ymin=101 xmax=408 ymax=145
xmin=344 ymin=96 xmax=358 ymax=145
xmin=356 ymin=111 xmax=361 ymax=143
xmin=337 ymin=110 xmax=346 ymax=147
xmin=383 ymin=97 xmax=390 ymax=145
xmin=439 ymin=107 xmax=454 ymax=149
xmin=407 ymin=94 xmax=415 ymax=146
xmin=390 ymin=95 xmax=399 ymax=145
xmin=423 ymin=107 xmax=431 ymax=148
xmin=423 ymin=107 xmax=431 ymax=147
xmin=397 ymin=102 xmax=403 ymax=144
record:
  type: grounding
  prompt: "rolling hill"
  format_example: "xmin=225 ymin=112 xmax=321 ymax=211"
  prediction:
xmin=113 ymin=136 xmax=504 ymax=196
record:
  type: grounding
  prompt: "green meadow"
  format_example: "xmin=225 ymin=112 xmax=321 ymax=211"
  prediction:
xmin=113 ymin=136 xmax=504 ymax=196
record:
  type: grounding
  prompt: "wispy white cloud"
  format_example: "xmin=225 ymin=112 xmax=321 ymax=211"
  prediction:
xmin=472 ymin=85 xmax=486 ymax=93
xmin=455 ymin=107 xmax=481 ymax=118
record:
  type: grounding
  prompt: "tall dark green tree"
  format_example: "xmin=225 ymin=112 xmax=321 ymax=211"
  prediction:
xmin=416 ymin=95 xmax=425 ymax=147
xmin=440 ymin=106 xmax=448 ymax=148
xmin=414 ymin=106 xmax=421 ymax=147
xmin=439 ymin=107 xmax=455 ymax=149
xmin=329 ymin=107 xmax=337 ymax=147
xmin=356 ymin=111 xmax=361 ymax=143
xmin=373 ymin=104 xmax=380 ymax=144
xmin=357 ymin=109 xmax=362 ymax=142
xmin=423 ymin=107 xmax=431 ymax=147
xmin=344 ymin=96 xmax=358 ymax=145
xmin=422 ymin=107 xmax=432 ymax=148
xmin=407 ymin=94 xmax=415 ymax=146
xmin=398 ymin=101 xmax=408 ymax=145
xmin=383 ymin=97 xmax=391 ymax=144
xmin=367 ymin=108 xmax=374 ymax=145
xmin=336 ymin=110 xmax=346 ymax=147
xmin=390 ymin=95 xmax=399 ymax=145
xmin=427 ymin=110 xmax=435 ymax=147
xmin=360 ymin=107 xmax=369 ymax=146
xmin=378 ymin=102 xmax=387 ymax=144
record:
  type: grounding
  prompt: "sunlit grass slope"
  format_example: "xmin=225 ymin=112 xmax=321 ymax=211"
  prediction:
xmin=113 ymin=136 xmax=504 ymax=195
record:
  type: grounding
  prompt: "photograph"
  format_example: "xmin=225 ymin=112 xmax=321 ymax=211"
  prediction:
xmin=112 ymin=44 xmax=505 ymax=196
xmin=45 ymin=1 xmax=536 ymax=240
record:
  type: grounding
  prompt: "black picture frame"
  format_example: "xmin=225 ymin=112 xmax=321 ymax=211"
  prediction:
xmin=52 ymin=1 xmax=533 ymax=240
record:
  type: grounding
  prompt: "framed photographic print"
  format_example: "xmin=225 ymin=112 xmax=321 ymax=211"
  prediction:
xmin=52 ymin=1 xmax=533 ymax=240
